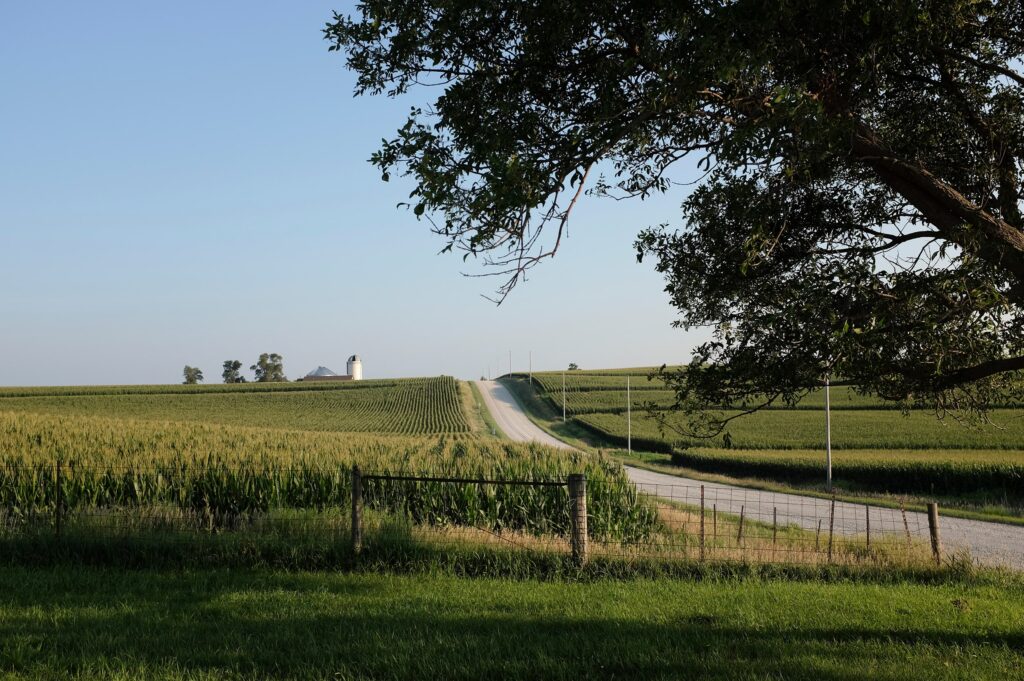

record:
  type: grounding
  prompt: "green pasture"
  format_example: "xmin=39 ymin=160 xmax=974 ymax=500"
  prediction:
xmin=0 ymin=566 xmax=1020 ymax=680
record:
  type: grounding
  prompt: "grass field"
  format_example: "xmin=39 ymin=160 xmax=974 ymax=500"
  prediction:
xmin=0 ymin=566 xmax=1021 ymax=680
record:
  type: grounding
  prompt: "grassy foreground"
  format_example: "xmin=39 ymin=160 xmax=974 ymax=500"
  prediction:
xmin=0 ymin=567 xmax=1022 ymax=680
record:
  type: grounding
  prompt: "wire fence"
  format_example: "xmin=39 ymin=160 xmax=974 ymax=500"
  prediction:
xmin=623 ymin=479 xmax=941 ymax=567
xmin=0 ymin=462 xmax=943 ymax=568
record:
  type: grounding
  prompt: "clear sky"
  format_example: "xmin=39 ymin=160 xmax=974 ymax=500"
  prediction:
xmin=0 ymin=2 xmax=707 ymax=385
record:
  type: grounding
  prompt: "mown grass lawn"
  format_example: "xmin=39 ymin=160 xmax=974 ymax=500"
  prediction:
xmin=1 ymin=567 xmax=1021 ymax=680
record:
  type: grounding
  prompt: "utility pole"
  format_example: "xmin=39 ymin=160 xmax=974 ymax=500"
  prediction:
xmin=529 ymin=350 xmax=532 ymax=386
xmin=825 ymin=373 xmax=833 ymax=492
xmin=562 ymin=371 xmax=566 ymax=422
xmin=627 ymin=374 xmax=632 ymax=454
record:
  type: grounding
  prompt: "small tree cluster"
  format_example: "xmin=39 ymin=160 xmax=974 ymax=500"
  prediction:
xmin=221 ymin=360 xmax=246 ymax=384
xmin=182 ymin=366 xmax=204 ymax=385
xmin=183 ymin=355 xmax=288 ymax=385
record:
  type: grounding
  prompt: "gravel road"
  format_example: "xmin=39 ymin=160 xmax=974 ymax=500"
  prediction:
xmin=475 ymin=379 xmax=574 ymax=450
xmin=475 ymin=380 xmax=1023 ymax=570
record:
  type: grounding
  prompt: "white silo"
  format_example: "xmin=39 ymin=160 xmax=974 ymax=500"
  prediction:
xmin=347 ymin=354 xmax=363 ymax=381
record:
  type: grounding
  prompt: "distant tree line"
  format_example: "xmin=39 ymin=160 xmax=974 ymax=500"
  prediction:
xmin=181 ymin=353 xmax=287 ymax=385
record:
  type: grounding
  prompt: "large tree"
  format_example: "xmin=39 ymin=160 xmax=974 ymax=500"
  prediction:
xmin=182 ymin=366 xmax=204 ymax=385
xmin=327 ymin=1 xmax=1024 ymax=423
xmin=251 ymin=353 xmax=287 ymax=383
xmin=221 ymin=360 xmax=246 ymax=384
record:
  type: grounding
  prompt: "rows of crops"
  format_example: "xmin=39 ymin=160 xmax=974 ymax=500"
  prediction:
xmin=0 ymin=376 xmax=469 ymax=435
xmin=0 ymin=411 xmax=655 ymax=540
xmin=528 ymin=372 xmax=670 ymax=393
xmin=575 ymin=409 xmax=1024 ymax=451
xmin=672 ymin=448 xmax=1024 ymax=499
xmin=523 ymin=372 xmax=910 ymax=412
xmin=0 ymin=379 xmax=402 ymax=398
xmin=505 ymin=370 xmax=1024 ymax=503
xmin=544 ymin=388 xmax=902 ymax=416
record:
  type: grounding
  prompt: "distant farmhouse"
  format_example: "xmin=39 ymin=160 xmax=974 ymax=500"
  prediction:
xmin=300 ymin=355 xmax=363 ymax=382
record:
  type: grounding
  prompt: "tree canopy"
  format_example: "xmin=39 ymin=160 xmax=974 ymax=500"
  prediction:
xmin=327 ymin=1 xmax=1024 ymax=420
xmin=251 ymin=354 xmax=287 ymax=383
xmin=182 ymin=366 xmax=204 ymax=385
xmin=221 ymin=360 xmax=246 ymax=384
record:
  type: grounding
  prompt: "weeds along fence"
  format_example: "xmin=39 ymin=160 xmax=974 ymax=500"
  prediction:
xmin=0 ymin=462 xmax=943 ymax=570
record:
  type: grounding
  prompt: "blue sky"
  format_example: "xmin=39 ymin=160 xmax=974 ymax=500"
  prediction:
xmin=0 ymin=2 xmax=707 ymax=385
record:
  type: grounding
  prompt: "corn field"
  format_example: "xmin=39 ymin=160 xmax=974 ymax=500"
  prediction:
xmin=0 ymin=411 xmax=656 ymax=541
xmin=0 ymin=376 xmax=470 ymax=434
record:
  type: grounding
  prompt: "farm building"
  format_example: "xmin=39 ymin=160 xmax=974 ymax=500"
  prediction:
xmin=301 ymin=355 xmax=363 ymax=382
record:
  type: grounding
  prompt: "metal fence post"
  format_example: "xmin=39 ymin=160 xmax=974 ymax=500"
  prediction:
xmin=351 ymin=464 xmax=363 ymax=557
xmin=900 ymin=500 xmax=912 ymax=547
xmin=927 ymin=502 xmax=942 ymax=566
xmin=827 ymin=496 xmax=835 ymax=562
xmin=699 ymin=485 xmax=705 ymax=561
xmin=865 ymin=504 xmax=871 ymax=550
xmin=55 ymin=459 xmax=63 ymax=539
xmin=772 ymin=507 xmax=778 ymax=546
xmin=568 ymin=474 xmax=588 ymax=567
xmin=736 ymin=505 xmax=745 ymax=546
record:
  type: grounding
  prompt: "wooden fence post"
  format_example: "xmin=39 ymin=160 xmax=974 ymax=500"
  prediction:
xmin=699 ymin=485 xmax=705 ymax=561
xmin=713 ymin=504 xmax=717 ymax=541
xmin=351 ymin=465 xmax=363 ymax=557
xmin=815 ymin=519 xmax=822 ymax=552
xmin=54 ymin=459 xmax=63 ymax=539
xmin=927 ymin=502 xmax=942 ymax=566
xmin=568 ymin=474 xmax=588 ymax=567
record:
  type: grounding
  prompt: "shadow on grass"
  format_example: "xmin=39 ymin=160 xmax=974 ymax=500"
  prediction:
xmin=1 ymin=567 xmax=1021 ymax=680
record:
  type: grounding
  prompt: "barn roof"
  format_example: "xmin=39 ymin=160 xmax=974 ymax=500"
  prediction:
xmin=305 ymin=366 xmax=338 ymax=377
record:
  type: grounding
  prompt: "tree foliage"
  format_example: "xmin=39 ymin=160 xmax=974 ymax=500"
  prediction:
xmin=251 ymin=353 xmax=287 ymax=383
xmin=221 ymin=360 xmax=246 ymax=384
xmin=327 ymin=1 xmax=1024 ymax=422
xmin=182 ymin=366 xmax=204 ymax=385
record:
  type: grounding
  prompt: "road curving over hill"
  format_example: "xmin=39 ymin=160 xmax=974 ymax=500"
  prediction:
xmin=475 ymin=379 xmax=574 ymax=450
xmin=474 ymin=379 xmax=1024 ymax=570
